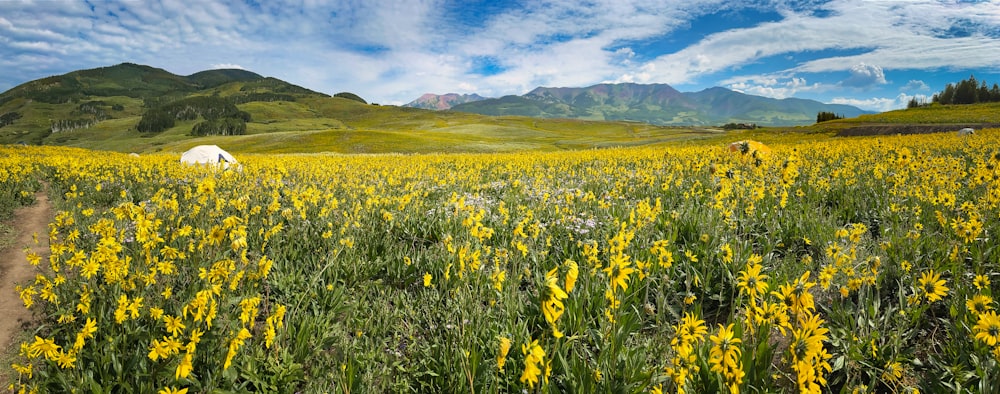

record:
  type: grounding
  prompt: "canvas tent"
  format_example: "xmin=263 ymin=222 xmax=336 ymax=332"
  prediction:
xmin=180 ymin=145 xmax=239 ymax=169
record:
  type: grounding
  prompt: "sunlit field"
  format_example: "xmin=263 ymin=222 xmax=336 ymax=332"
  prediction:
xmin=3 ymin=129 xmax=1000 ymax=393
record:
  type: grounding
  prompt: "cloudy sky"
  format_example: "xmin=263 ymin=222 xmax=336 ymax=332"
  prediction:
xmin=1 ymin=0 xmax=999 ymax=111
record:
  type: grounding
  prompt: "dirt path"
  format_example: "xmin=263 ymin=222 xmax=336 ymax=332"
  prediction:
xmin=0 ymin=190 xmax=52 ymax=353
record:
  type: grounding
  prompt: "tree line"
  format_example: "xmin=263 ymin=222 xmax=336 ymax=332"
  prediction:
xmin=816 ymin=112 xmax=844 ymax=123
xmin=919 ymin=75 xmax=1000 ymax=107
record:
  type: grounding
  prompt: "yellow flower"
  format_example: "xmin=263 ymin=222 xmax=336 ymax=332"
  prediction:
xmin=11 ymin=363 xmax=32 ymax=379
xmin=158 ymin=387 xmax=189 ymax=394
xmin=918 ymin=270 xmax=949 ymax=303
xmin=604 ymin=253 xmax=635 ymax=292
xmin=720 ymin=243 xmax=734 ymax=264
xmin=423 ymin=273 xmax=432 ymax=287
xmin=737 ymin=259 xmax=769 ymax=301
xmin=684 ymin=249 xmax=699 ymax=263
xmin=238 ymin=297 xmax=261 ymax=326
xmin=18 ymin=285 xmax=36 ymax=309
xmin=564 ymin=260 xmax=579 ymax=293
xmin=973 ymin=274 xmax=991 ymax=290
xmin=974 ymin=310 xmax=1000 ymax=347
xmin=708 ymin=324 xmax=743 ymax=389
xmin=148 ymin=339 xmax=170 ymax=362
xmin=150 ymin=307 xmax=164 ymax=321
xmin=491 ymin=269 xmax=506 ymax=292
xmin=27 ymin=336 xmax=60 ymax=360
xmin=81 ymin=318 xmax=97 ymax=337
xmin=966 ymin=294 xmax=993 ymax=315
xmin=882 ymin=361 xmax=903 ymax=383
xmin=175 ymin=352 xmax=193 ymax=380
xmin=542 ymin=266 xmax=569 ymax=338
xmin=497 ymin=336 xmax=512 ymax=373
xmin=675 ymin=312 xmax=708 ymax=344
xmin=520 ymin=339 xmax=545 ymax=388
xmin=164 ymin=315 xmax=186 ymax=337
xmin=753 ymin=301 xmax=792 ymax=335
xmin=55 ymin=350 xmax=76 ymax=369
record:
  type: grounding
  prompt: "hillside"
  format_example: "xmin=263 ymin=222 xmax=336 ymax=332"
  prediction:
xmin=795 ymin=101 xmax=1000 ymax=136
xmin=0 ymin=63 xmax=720 ymax=153
xmin=0 ymin=63 xmax=331 ymax=146
xmin=450 ymin=83 xmax=869 ymax=126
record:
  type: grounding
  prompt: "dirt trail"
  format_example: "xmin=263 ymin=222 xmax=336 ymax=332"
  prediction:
xmin=0 ymin=190 xmax=52 ymax=353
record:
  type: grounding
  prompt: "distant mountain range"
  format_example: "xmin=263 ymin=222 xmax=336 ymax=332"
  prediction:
xmin=0 ymin=62 xmax=872 ymax=153
xmin=404 ymin=93 xmax=488 ymax=110
xmin=414 ymin=83 xmax=869 ymax=126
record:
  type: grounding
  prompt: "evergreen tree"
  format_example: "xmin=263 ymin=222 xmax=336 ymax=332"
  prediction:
xmin=954 ymin=75 xmax=978 ymax=104
xmin=816 ymin=111 xmax=844 ymax=123
xmin=936 ymin=83 xmax=956 ymax=104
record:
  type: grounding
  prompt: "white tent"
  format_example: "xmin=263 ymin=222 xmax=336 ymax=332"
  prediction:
xmin=180 ymin=145 xmax=239 ymax=169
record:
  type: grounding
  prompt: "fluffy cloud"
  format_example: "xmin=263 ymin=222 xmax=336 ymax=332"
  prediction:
xmin=902 ymin=79 xmax=930 ymax=91
xmin=841 ymin=63 xmax=887 ymax=88
xmin=831 ymin=93 xmax=920 ymax=112
xmin=1 ymin=0 xmax=999 ymax=105
xmin=211 ymin=63 xmax=246 ymax=70
xmin=726 ymin=75 xmax=824 ymax=99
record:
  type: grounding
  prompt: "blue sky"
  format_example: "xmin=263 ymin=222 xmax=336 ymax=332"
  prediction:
xmin=1 ymin=0 xmax=999 ymax=112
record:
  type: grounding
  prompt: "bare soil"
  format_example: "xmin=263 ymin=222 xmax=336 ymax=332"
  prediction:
xmin=0 ymin=190 xmax=51 ymax=354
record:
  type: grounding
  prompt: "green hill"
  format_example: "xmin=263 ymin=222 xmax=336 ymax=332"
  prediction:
xmin=0 ymin=63 xmax=331 ymax=145
xmin=787 ymin=101 xmax=1000 ymax=136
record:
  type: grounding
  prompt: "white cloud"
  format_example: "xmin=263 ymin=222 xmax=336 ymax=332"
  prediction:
xmin=637 ymin=0 xmax=1000 ymax=88
xmin=724 ymin=74 xmax=825 ymax=99
xmin=841 ymin=63 xmax=887 ymax=88
xmin=831 ymin=93 xmax=917 ymax=112
xmin=457 ymin=82 xmax=477 ymax=92
xmin=1 ymin=0 xmax=1000 ymax=105
xmin=901 ymin=79 xmax=930 ymax=91
xmin=211 ymin=63 xmax=246 ymax=70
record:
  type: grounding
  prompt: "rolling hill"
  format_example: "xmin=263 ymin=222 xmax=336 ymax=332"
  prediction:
xmin=0 ymin=63 xmax=722 ymax=153
xmin=449 ymin=83 xmax=869 ymax=126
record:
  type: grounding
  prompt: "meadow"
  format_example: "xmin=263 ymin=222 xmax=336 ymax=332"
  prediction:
xmin=2 ymin=128 xmax=999 ymax=393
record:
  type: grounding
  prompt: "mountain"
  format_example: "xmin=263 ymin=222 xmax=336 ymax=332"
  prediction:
xmin=450 ymin=83 xmax=870 ymax=126
xmin=404 ymin=93 xmax=488 ymax=110
xmin=683 ymin=87 xmax=868 ymax=125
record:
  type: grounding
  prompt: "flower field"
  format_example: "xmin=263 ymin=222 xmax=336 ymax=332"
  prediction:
xmin=3 ymin=129 xmax=1000 ymax=393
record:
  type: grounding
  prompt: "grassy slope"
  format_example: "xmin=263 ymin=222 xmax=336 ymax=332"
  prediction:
xmin=26 ymin=93 xmax=723 ymax=154
xmin=786 ymin=102 xmax=1000 ymax=134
